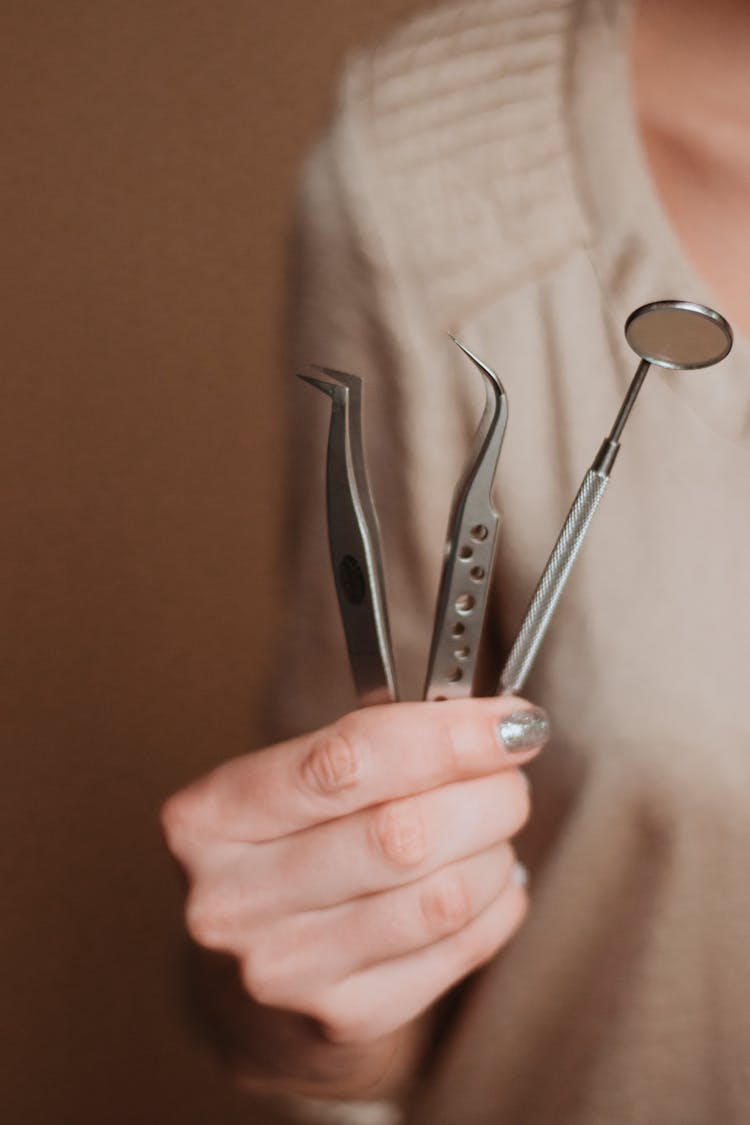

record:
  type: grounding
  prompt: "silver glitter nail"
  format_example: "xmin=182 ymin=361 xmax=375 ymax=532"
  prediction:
xmin=496 ymin=708 xmax=550 ymax=753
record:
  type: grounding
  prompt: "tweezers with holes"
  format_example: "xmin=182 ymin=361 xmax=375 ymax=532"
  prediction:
xmin=298 ymin=340 xmax=507 ymax=704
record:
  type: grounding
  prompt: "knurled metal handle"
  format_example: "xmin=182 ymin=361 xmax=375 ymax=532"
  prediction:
xmin=499 ymin=469 xmax=609 ymax=695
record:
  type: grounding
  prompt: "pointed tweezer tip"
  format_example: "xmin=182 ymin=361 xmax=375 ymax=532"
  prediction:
xmin=311 ymin=364 xmax=362 ymax=392
xmin=296 ymin=372 xmax=340 ymax=397
xmin=449 ymin=333 xmax=478 ymax=361
xmin=448 ymin=334 xmax=505 ymax=396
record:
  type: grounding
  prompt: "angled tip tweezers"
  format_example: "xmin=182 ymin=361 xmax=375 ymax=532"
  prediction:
xmin=298 ymin=342 xmax=508 ymax=704
xmin=297 ymin=367 xmax=398 ymax=706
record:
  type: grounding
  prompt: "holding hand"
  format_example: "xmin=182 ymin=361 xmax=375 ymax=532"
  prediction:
xmin=161 ymin=697 xmax=549 ymax=1093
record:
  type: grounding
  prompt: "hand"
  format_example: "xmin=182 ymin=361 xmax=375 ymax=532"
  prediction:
xmin=161 ymin=697 xmax=549 ymax=1095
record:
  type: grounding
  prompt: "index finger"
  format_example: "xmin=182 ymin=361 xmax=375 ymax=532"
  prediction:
xmin=193 ymin=697 xmax=549 ymax=842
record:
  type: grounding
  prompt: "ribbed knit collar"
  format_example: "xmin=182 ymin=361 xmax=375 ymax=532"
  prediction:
xmin=567 ymin=0 xmax=750 ymax=443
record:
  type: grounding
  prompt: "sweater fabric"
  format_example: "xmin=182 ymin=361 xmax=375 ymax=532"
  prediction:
xmin=271 ymin=0 xmax=750 ymax=1121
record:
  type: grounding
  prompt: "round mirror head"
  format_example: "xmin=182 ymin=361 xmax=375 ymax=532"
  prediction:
xmin=625 ymin=300 xmax=733 ymax=370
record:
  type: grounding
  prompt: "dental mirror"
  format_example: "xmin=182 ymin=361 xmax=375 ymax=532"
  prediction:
xmin=499 ymin=299 xmax=733 ymax=696
xmin=625 ymin=300 xmax=733 ymax=370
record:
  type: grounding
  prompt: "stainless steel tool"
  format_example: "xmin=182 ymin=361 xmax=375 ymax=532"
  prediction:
xmin=298 ymin=367 xmax=398 ymax=706
xmin=300 ymin=341 xmax=507 ymax=703
xmin=423 ymin=340 xmax=508 ymax=701
xmin=301 ymin=300 xmax=732 ymax=707
xmin=498 ymin=300 xmax=733 ymax=696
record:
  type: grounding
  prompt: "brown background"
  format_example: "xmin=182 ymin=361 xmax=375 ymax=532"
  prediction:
xmin=0 ymin=2 xmax=427 ymax=1121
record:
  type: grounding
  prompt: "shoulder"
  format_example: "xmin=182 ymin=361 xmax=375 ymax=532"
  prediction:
xmin=323 ymin=0 xmax=587 ymax=321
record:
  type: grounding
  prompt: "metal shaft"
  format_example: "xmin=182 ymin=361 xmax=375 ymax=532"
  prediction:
xmin=497 ymin=359 xmax=653 ymax=697
xmin=609 ymin=360 xmax=650 ymax=443
xmin=499 ymin=468 xmax=609 ymax=694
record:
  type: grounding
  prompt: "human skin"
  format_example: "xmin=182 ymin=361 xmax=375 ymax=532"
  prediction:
xmin=161 ymin=697 xmax=548 ymax=1099
xmin=162 ymin=0 xmax=750 ymax=1104
xmin=632 ymin=0 xmax=750 ymax=338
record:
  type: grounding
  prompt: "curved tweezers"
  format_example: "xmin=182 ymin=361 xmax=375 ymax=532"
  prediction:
xmin=297 ymin=368 xmax=398 ymax=706
xmin=422 ymin=339 xmax=508 ymax=700
xmin=299 ymin=341 xmax=507 ymax=705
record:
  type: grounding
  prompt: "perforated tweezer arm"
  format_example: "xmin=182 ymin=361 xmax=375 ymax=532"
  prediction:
xmin=423 ymin=340 xmax=508 ymax=701
xmin=300 ymin=342 xmax=507 ymax=707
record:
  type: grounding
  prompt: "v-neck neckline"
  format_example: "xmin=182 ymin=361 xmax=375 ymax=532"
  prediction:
xmin=566 ymin=0 xmax=750 ymax=444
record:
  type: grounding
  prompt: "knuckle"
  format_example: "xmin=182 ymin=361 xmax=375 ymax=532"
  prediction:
xmin=313 ymin=1002 xmax=368 ymax=1047
xmin=184 ymin=890 xmax=235 ymax=950
xmin=161 ymin=781 xmax=218 ymax=860
xmin=239 ymin=948 xmax=280 ymax=1006
xmin=239 ymin=928 xmax=306 ymax=1009
xmin=421 ymin=869 xmax=473 ymax=935
xmin=325 ymin=1018 xmax=368 ymax=1046
xmin=301 ymin=725 xmax=366 ymax=797
xmin=238 ymin=951 xmax=263 ymax=1000
xmin=184 ymin=886 xmax=245 ymax=949
xmin=371 ymin=798 xmax=429 ymax=869
xmin=160 ymin=792 xmax=195 ymax=857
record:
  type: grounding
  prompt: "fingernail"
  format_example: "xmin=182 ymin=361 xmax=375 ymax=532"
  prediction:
xmin=496 ymin=707 xmax=550 ymax=753
xmin=512 ymin=862 xmax=529 ymax=888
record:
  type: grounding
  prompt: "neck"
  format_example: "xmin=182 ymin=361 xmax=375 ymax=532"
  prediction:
xmin=630 ymin=0 xmax=750 ymax=340
xmin=633 ymin=0 xmax=750 ymax=149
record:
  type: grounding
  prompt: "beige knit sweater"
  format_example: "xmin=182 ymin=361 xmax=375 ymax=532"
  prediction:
xmin=269 ymin=0 xmax=750 ymax=1121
